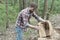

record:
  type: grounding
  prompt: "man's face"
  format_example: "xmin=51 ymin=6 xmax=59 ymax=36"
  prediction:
xmin=29 ymin=7 xmax=35 ymax=13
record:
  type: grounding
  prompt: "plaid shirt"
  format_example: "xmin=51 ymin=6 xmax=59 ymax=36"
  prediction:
xmin=16 ymin=7 xmax=45 ymax=29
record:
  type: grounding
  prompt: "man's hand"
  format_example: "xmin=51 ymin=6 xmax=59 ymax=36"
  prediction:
xmin=34 ymin=26 xmax=41 ymax=30
xmin=28 ymin=20 xmax=50 ymax=30
xmin=29 ymin=25 xmax=40 ymax=30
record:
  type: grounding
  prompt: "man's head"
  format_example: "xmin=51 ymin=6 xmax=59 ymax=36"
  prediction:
xmin=29 ymin=2 xmax=38 ymax=13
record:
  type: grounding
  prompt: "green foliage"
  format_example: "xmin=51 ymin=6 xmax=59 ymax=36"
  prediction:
xmin=53 ymin=0 xmax=60 ymax=14
xmin=0 ymin=4 xmax=6 ymax=32
xmin=0 ymin=3 xmax=19 ymax=32
xmin=0 ymin=0 xmax=60 ymax=32
xmin=38 ymin=0 xmax=60 ymax=15
xmin=8 ymin=5 xmax=19 ymax=23
xmin=38 ymin=0 xmax=44 ymax=16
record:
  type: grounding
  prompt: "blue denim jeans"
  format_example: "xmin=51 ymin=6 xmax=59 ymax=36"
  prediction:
xmin=16 ymin=26 xmax=23 ymax=40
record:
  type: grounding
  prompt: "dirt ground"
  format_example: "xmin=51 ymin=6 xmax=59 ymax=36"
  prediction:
xmin=0 ymin=14 xmax=60 ymax=40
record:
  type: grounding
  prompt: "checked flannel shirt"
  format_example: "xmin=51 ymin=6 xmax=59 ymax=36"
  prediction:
xmin=16 ymin=7 xmax=45 ymax=29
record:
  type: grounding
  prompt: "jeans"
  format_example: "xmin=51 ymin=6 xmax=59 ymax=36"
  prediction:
xmin=16 ymin=26 xmax=23 ymax=40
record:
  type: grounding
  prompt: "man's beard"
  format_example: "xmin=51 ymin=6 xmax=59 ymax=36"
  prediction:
xmin=29 ymin=10 xmax=34 ymax=13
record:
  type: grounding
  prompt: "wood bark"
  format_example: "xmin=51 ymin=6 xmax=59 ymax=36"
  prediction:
xmin=46 ymin=0 xmax=55 ymax=20
xmin=6 ymin=0 xmax=9 ymax=28
xmin=42 ymin=0 xmax=48 ymax=20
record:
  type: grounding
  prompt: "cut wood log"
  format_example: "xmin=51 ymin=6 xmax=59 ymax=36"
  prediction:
xmin=37 ymin=21 xmax=53 ymax=38
xmin=37 ymin=21 xmax=60 ymax=40
xmin=38 ymin=38 xmax=54 ymax=40
xmin=38 ymin=22 xmax=46 ymax=38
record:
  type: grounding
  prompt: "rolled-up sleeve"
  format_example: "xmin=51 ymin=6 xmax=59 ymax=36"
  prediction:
xmin=32 ymin=12 xmax=45 ymax=22
xmin=22 ymin=13 xmax=31 ymax=27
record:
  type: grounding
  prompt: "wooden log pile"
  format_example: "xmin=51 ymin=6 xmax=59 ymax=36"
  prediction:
xmin=37 ymin=21 xmax=60 ymax=40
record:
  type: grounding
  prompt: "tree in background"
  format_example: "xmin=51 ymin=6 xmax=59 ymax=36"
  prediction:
xmin=38 ymin=0 xmax=40 ymax=15
xmin=0 ymin=0 xmax=2 ymax=3
xmin=19 ymin=0 xmax=23 ymax=11
xmin=19 ymin=0 xmax=26 ymax=11
xmin=46 ymin=0 xmax=55 ymax=20
xmin=6 ymin=0 xmax=9 ymax=28
xmin=22 ymin=0 xmax=26 ymax=9
xmin=42 ymin=0 xmax=48 ymax=20
xmin=14 ymin=0 xmax=17 ymax=6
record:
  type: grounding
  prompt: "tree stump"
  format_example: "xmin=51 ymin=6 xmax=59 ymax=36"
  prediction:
xmin=37 ymin=21 xmax=60 ymax=40
xmin=38 ymin=38 xmax=54 ymax=40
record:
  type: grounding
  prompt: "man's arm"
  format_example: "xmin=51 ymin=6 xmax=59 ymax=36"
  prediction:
xmin=32 ymin=12 xmax=45 ymax=22
xmin=22 ymin=13 xmax=39 ymax=30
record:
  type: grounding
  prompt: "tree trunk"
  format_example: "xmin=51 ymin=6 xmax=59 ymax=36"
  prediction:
xmin=0 ymin=0 xmax=3 ymax=3
xmin=30 ymin=0 xmax=34 ymax=2
xmin=42 ymin=0 xmax=48 ymax=20
xmin=10 ymin=0 xmax=13 ymax=6
xmin=22 ymin=0 xmax=26 ymax=9
xmin=19 ymin=0 xmax=26 ymax=11
xmin=38 ymin=0 xmax=40 ymax=15
xmin=6 ymin=0 xmax=9 ymax=28
xmin=19 ymin=0 xmax=23 ymax=11
xmin=50 ymin=0 xmax=55 ymax=13
xmin=46 ymin=0 xmax=55 ymax=20
xmin=14 ymin=0 xmax=17 ymax=6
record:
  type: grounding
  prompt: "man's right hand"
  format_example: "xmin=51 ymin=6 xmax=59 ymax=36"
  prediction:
xmin=29 ymin=25 xmax=41 ymax=30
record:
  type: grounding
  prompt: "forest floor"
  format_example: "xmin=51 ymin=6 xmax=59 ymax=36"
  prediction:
xmin=6 ymin=24 xmax=16 ymax=40
xmin=0 ymin=14 xmax=60 ymax=40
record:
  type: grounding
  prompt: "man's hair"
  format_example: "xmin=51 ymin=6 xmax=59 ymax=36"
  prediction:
xmin=29 ymin=2 xmax=38 ymax=9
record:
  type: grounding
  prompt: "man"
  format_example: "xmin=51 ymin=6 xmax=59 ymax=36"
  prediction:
xmin=16 ymin=3 xmax=46 ymax=40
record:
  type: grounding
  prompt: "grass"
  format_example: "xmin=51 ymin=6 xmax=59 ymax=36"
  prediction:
xmin=23 ymin=17 xmax=38 ymax=40
xmin=0 ymin=4 xmax=18 ymax=32
xmin=0 ymin=4 xmax=6 ymax=32
xmin=0 ymin=2 xmax=59 ymax=33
